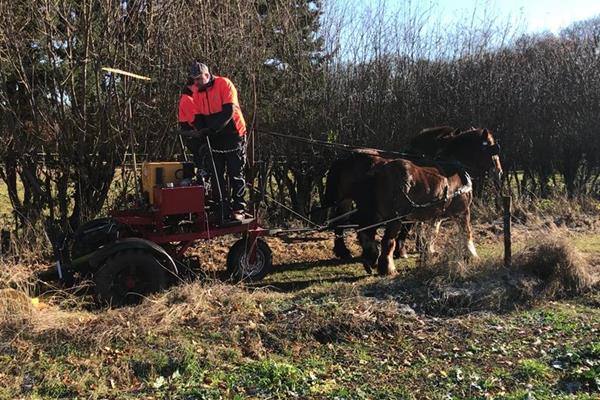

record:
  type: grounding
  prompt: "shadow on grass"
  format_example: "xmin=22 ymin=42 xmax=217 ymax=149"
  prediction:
xmin=272 ymin=256 xmax=361 ymax=272
xmin=251 ymin=257 xmax=368 ymax=292
xmin=252 ymin=275 xmax=366 ymax=292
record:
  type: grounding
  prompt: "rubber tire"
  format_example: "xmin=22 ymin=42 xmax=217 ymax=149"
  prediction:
xmin=226 ymin=238 xmax=272 ymax=283
xmin=94 ymin=250 xmax=167 ymax=307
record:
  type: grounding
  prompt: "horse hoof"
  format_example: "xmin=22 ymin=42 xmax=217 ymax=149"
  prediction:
xmin=394 ymin=250 xmax=409 ymax=259
xmin=377 ymin=261 xmax=397 ymax=276
xmin=334 ymin=245 xmax=352 ymax=260
xmin=335 ymin=250 xmax=353 ymax=260
xmin=378 ymin=267 xmax=396 ymax=276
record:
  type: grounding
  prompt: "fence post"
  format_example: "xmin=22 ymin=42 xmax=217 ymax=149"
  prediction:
xmin=503 ymin=196 xmax=512 ymax=267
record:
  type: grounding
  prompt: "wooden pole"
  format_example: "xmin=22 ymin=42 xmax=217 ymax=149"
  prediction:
xmin=503 ymin=195 xmax=512 ymax=267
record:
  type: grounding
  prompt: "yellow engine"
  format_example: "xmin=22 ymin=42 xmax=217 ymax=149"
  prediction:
xmin=141 ymin=162 xmax=187 ymax=204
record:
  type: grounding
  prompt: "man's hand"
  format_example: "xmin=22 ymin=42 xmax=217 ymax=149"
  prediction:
xmin=196 ymin=127 xmax=213 ymax=136
xmin=178 ymin=128 xmax=213 ymax=139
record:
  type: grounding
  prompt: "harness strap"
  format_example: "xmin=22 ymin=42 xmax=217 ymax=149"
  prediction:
xmin=401 ymin=172 xmax=472 ymax=210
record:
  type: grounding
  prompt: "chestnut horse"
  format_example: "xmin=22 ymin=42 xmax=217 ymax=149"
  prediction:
xmin=355 ymin=128 xmax=503 ymax=275
xmin=322 ymin=126 xmax=458 ymax=259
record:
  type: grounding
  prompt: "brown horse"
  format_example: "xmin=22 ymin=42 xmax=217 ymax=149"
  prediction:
xmin=322 ymin=126 xmax=458 ymax=259
xmin=355 ymin=128 xmax=503 ymax=275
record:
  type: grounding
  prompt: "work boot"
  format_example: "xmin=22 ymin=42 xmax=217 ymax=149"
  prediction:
xmin=231 ymin=210 xmax=245 ymax=222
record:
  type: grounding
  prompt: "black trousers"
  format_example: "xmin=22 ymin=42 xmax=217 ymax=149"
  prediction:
xmin=184 ymin=137 xmax=210 ymax=173
xmin=212 ymin=139 xmax=247 ymax=212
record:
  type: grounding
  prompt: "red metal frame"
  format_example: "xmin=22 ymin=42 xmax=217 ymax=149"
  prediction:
xmin=111 ymin=184 xmax=268 ymax=260
xmin=154 ymin=186 xmax=205 ymax=217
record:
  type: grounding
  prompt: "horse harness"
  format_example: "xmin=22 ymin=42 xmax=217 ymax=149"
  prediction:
xmin=354 ymin=164 xmax=474 ymax=233
xmin=400 ymin=169 xmax=473 ymax=212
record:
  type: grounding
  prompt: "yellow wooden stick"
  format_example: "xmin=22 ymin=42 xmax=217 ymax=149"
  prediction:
xmin=101 ymin=67 xmax=152 ymax=81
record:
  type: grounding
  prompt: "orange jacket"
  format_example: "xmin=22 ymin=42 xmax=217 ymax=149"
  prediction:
xmin=192 ymin=76 xmax=247 ymax=136
xmin=178 ymin=88 xmax=196 ymax=128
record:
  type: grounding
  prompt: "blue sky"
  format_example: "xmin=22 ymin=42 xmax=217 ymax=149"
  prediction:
xmin=354 ymin=0 xmax=600 ymax=33
xmin=444 ymin=0 xmax=600 ymax=32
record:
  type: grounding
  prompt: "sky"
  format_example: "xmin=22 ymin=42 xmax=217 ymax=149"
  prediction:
xmin=370 ymin=0 xmax=600 ymax=33
xmin=448 ymin=0 xmax=600 ymax=32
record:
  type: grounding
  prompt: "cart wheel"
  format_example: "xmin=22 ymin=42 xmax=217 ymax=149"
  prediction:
xmin=94 ymin=250 xmax=167 ymax=307
xmin=226 ymin=238 xmax=272 ymax=282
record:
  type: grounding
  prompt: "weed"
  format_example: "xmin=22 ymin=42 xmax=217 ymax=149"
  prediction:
xmin=230 ymin=359 xmax=307 ymax=398
xmin=35 ymin=381 xmax=78 ymax=399
xmin=515 ymin=359 xmax=553 ymax=382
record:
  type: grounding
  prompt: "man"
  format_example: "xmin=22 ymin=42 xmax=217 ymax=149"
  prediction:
xmin=189 ymin=61 xmax=248 ymax=222
xmin=178 ymin=77 xmax=205 ymax=170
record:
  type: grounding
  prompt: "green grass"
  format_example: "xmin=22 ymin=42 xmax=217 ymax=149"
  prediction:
xmin=515 ymin=359 xmax=553 ymax=381
xmin=0 ymin=205 xmax=599 ymax=398
xmin=2 ymin=298 xmax=598 ymax=399
xmin=573 ymin=233 xmax=600 ymax=254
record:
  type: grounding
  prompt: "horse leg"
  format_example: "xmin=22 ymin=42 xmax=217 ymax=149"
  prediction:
xmin=378 ymin=221 xmax=402 ymax=275
xmin=458 ymin=211 xmax=479 ymax=260
xmin=394 ymin=222 xmax=412 ymax=259
xmin=358 ymin=227 xmax=378 ymax=274
xmin=333 ymin=228 xmax=352 ymax=259
xmin=332 ymin=202 xmax=353 ymax=259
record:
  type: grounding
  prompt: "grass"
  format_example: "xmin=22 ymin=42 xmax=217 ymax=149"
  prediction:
xmin=1 ymin=298 xmax=598 ymax=398
xmin=0 ymin=205 xmax=599 ymax=398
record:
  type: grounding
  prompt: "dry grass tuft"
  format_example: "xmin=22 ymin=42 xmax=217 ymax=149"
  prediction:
xmin=514 ymin=234 xmax=596 ymax=298
xmin=368 ymin=228 xmax=598 ymax=316
xmin=0 ymin=280 xmax=285 ymax=353
xmin=0 ymin=288 xmax=34 ymax=323
xmin=0 ymin=225 xmax=597 ymax=359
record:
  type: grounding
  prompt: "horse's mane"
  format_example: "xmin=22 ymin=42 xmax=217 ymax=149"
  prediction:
xmin=435 ymin=128 xmax=495 ymax=162
xmin=446 ymin=127 xmax=487 ymax=143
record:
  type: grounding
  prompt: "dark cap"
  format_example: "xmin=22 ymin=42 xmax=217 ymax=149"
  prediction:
xmin=190 ymin=61 xmax=209 ymax=79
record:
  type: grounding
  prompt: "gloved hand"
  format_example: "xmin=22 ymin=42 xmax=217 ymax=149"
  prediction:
xmin=196 ymin=127 xmax=213 ymax=137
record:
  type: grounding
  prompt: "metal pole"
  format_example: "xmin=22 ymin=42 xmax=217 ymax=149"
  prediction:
xmin=205 ymin=136 xmax=224 ymax=223
xmin=127 ymin=95 xmax=141 ymax=201
xmin=179 ymin=134 xmax=189 ymax=162
xmin=503 ymin=195 xmax=512 ymax=267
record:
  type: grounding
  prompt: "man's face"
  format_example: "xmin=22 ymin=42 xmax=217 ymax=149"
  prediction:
xmin=195 ymin=72 xmax=211 ymax=87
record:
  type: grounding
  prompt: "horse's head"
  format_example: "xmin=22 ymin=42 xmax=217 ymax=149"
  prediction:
xmin=482 ymin=129 xmax=503 ymax=185
xmin=443 ymin=128 xmax=503 ymax=185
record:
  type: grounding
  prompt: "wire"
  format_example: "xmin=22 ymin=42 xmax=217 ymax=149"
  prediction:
xmin=256 ymin=129 xmax=476 ymax=169
xmin=251 ymin=187 xmax=321 ymax=228
xmin=257 ymin=129 xmax=416 ymax=158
